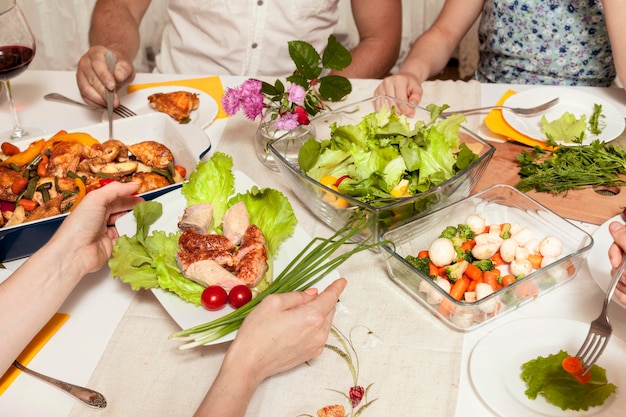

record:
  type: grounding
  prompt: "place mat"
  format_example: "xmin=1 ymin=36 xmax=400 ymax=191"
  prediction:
xmin=127 ymin=76 xmax=228 ymax=119
xmin=484 ymin=90 xmax=551 ymax=149
xmin=0 ymin=313 xmax=70 ymax=394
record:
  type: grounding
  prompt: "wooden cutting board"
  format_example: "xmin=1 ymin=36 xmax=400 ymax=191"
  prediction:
xmin=471 ymin=135 xmax=626 ymax=226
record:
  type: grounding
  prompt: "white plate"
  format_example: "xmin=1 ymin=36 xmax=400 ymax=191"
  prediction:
xmin=115 ymin=170 xmax=339 ymax=345
xmin=470 ymin=317 xmax=625 ymax=417
xmin=502 ymin=87 xmax=625 ymax=145
xmin=587 ymin=214 xmax=626 ymax=309
xmin=104 ymin=86 xmax=219 ymax=127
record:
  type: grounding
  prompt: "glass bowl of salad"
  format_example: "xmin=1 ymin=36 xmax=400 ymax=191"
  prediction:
xmin=380 ymin=184 xmax=594 ymax=332
xmin=268 ymin=95 xmax=496 ymax=246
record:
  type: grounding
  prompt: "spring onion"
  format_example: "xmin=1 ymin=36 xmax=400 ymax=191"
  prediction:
xmin=170 ymin=218 xmax=387 ymax=349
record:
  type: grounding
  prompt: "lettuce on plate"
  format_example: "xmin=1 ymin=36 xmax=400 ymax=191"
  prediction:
xmin=541 ymin=112 xmax=587 ymax=144
xmin=109 ymin=152 xmax=298 ymax=305
xmin=298 ymin=104 xmax=478 ymax=203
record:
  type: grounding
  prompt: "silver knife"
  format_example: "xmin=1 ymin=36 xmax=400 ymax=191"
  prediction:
xmin=104 ymin=50 xmax=116 ymax=139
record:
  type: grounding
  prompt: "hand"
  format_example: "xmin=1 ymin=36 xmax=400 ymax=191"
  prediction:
xmin=607 ymin=221 xmax=626 ymax=304
xmin=374 ymin=72 xmax=424 ymax=116
xmin=47 ymin=181 xmax=143 ymax=276
xmin=225 ymin=278 xmax=347 ymax=383
xmin=76 ymin=46 xmax=136 ymax=108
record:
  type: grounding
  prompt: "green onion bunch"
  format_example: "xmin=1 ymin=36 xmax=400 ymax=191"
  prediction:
xmin=170 ymin=218 xmax=386 ymax=349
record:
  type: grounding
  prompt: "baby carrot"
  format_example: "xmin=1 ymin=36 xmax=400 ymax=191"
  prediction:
xmin=483 ymin=270 xmax=499 ymax=291
xmin=428 ymin=261 xmax=439 ymax=278
xmin=515 ymin=279 xmax=538 ymax=299
xmin=562 ymin=356 xmax=590 ymax=384
xmin=465 ymin=263 xmax=483 ymax=281
xmin=418 ymin=250 xmax=429 ymax=258
xmin=460 ymin=239 xmax=476 ymax=253
xmin=528 ymin=253 xmax=543 ymax=270
xmin=501 ymin=274 xmax=516 ymax=287
xmin=450 ymin=277 xmax=470 ymax=301
xmin=491 ymin=251 xmax=505 ymax=266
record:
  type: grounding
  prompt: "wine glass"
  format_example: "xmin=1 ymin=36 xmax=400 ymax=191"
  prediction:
xmin=0 ymin=0 xmax=43 ymax=140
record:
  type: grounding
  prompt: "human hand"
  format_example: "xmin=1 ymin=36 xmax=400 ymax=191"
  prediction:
xmin=374 ymin=72 xmax=424 ymax=116
xmin=76 ymin=46 xmax=136 ymax=108
xmin=47 ymin=181 xmax=142 ymax=276
xmin=607 ymin=221 xmax=626 ymax=304
xmin=223 ymin=278 xmax=348 ymax=385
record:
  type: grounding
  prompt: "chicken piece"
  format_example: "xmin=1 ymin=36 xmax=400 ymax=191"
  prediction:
xmin=129 ymin=172 xmax=171 ymax=193
xmin=222 ymin=201 xmax=249 ymax=246
xmin=127 ymin=141 xmax=174 ymax=169
xmin=177 ymin=250 xmax=238 ymax=272
xmin=0 ymin=166 xmax=25 ymax=202
xmin=181 ymin=259 xmax=247 ymax=291
xmin=47 ymin=141 xmax=92 ymax=177
xmin=91 ymin=139 xmax=128 ymax=164
xmin=89 ymin=161 xmax=138 ymax=177
xmin=235 ymin=225 xmax=268 ymax=287
xmin=178 ymin=228 xmax=236 ymax=253
xmin=147 ymin=91 xmax=200 ymax=122
xmin=178 ymin=203 xmax=213 ymax=234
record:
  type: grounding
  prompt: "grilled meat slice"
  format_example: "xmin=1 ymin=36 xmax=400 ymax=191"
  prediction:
xmin=47 ymin=141 xmax=92 ymax=177
xmin=177 ymin=249 xmax=238 ymax=272
xmin=178 ymin=228 xmax=236 ymax=253
xmin=222 ymin=201 xmax=249 ymax=246
xmin=235 ymin=225 xmax=268 ymax=286
xmin=0 ymin=166 xmax=25 ymax=202
xmin=182 ymin=259 xmax=247 ymax=291
xmin=129 ymin=171 xmax=171 ymax=193
xmin=147 ymin=91 xmax=200 ymax=122
xmin=178 ymin=203 xmax=213 ymax=234
xmin=127 ymin=141 xmax=174 ymax=169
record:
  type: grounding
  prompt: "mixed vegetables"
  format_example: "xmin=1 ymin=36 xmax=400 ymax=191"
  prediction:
xmin=407 ymin=213 xmax=571 ymax=323
xmin=297 ymin=104 xmax=480 ymax=207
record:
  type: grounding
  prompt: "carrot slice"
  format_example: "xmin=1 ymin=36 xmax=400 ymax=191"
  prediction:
xmin=465 ymin=263 xmax=483 ymax=281
xmin=450 ymin=277 xmax=470 ymax=301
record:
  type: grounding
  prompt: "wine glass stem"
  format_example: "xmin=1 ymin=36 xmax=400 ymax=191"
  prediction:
xmin=2 ymin=79 xmax=26 ymax=139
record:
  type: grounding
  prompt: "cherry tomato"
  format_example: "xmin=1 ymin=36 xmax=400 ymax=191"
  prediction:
xmin=201 ymin=285 xmax=228 ymax=311
xmin=228 ymin=285 xmax=253 ymax=309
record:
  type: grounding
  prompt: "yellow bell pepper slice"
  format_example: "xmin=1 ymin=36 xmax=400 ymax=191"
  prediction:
xmin=69 ymin=177 xmax=87 ymax=212
xmin=0 ymin=139 xmax=45 ymax=167
xmin=45 ymin=132 xmax=100 ymax=149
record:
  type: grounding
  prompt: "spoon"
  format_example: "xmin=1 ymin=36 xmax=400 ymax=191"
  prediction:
xmin=13 ymin=360 xmax=107 ymax=408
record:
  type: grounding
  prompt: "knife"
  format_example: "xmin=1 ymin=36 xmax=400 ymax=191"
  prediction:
xmin=104 ymin=50 xmax=116 ymax=139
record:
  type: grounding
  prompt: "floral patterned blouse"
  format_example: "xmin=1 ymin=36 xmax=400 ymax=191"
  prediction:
xmin=476 ymin=0 xmax=616 ymax=86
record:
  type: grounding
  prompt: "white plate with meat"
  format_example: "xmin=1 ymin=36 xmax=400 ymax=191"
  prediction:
xmin=106 ymin=86 xmax=219 ymax=127
xmin=115 ymin=170 xmax=339 ymax=345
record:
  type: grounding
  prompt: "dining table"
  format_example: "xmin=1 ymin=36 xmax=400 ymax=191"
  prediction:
xmin=2 ymin=70 xmax=626 ymax=417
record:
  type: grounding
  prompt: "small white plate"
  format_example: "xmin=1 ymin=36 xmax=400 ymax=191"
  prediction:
xmin=587 ymin=214 xmax=626 ymax=309
xmin=502 ymin=87 xmax=625 ymax=145
xmin=115 ymin=170 xmax=339 ymax=345
xmin=104 ymin=86 xmax=219 ymax=127
xmin=470 ymin=317 xmax=625 ymax=417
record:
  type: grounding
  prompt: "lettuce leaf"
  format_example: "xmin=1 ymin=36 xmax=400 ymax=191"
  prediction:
xmin=541 ymin=112 xmax=587 ymax=144
xmin=520 ymin=350 xmax=616 ymax=411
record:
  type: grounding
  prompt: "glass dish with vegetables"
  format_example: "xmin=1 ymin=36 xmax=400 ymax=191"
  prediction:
xmin=268 ymin=95 xmax=495 ymax=246
xmin=380 ymin=184 xmax=593 ymax=331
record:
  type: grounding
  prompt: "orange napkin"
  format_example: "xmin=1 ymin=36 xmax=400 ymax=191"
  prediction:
xmin=0 ymin=313 xmax=70 ymax=394
xmin=484 ymin=90 xmax=550 ymax=149
xmin=127 ymin=76 xmax=228 ymax=119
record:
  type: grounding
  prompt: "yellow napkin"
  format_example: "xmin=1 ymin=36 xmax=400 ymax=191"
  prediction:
xmin=484 ymin=89 xmax=550 ymax=149
xmin=127 ymin=76 xmax=228 ymax=119
xmin=0 ymin=312 xmax=70 ymax=394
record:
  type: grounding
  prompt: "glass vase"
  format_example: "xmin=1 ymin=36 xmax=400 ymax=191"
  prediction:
xmin=254 ymin=113 xmax=315 ymax=172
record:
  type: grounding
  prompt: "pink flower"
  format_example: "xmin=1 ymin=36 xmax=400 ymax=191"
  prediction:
xmin=241 ymin=78 xmax=262 ymax=95
xmin=288 ymin=83 xmax=306 ymax=105
xmin=241 ymin=91 xmax=265 ymax=120
xmin=221 ymin=79 xmax=264 ymax=120
xmin=294 ymin=106 xmax=310 ymax=125
xmin=275 ymin=112 xmax=299 ymax=131
xmin=221 ymin=86 xmax=243 ymax=115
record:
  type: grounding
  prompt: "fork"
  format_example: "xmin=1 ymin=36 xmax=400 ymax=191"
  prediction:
xmin=13 ymin=360 xmax=107 ymax=408
xmin=439 ymin=97 xmax=559 ymax=117
xmin=44 ymin=92 xmax=137 ymax=118
xmin=575 ymin=256 xmax=626 ymax=375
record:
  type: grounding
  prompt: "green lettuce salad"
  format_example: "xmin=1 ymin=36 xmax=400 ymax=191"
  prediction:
xmin=298 ymin=104 xmax=478 ymax=203
xmin=109 ymin=152 xmax=298 ymax=305
xmin=521 ymin=350 xmax=617 ymax=411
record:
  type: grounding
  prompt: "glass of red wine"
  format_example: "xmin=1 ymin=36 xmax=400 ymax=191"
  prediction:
xmin=0 ymin=0 xmax=43 ymax=140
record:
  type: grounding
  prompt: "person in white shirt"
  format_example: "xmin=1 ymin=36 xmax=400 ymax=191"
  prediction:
xmin=76 ymin=0 xmax=402 ymax=108
xmin=0 ymin=181 xmax=348 ymax=417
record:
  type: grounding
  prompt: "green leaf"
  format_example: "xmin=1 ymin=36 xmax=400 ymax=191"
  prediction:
xmin=133 ymin=201 xmax=162 ymax=245
xmin=288 ymin=40 xmax=322 ymax=80
xmin=318 ymin=75 xmax=352 ymax=102
xmin=286 ymin=74 xmax=308 ymax=90
xmin=261 ymin=79 xmax=284 ymax=96
xmin=321 ymin=34 xmax=352 ymax=70
xmin=297 ymin=137 xmax=323 ymax=172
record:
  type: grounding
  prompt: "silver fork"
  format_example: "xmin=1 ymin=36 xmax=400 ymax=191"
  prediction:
xmin=575 ymin=256 xmax=626 ymax=375
xmin=44 ymin=92 xmax=137 ymax=118
xmin=13 ymin=360 xmax=107 ymax=408
xmin=440 ymin=97 xmax=559 ymax=117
